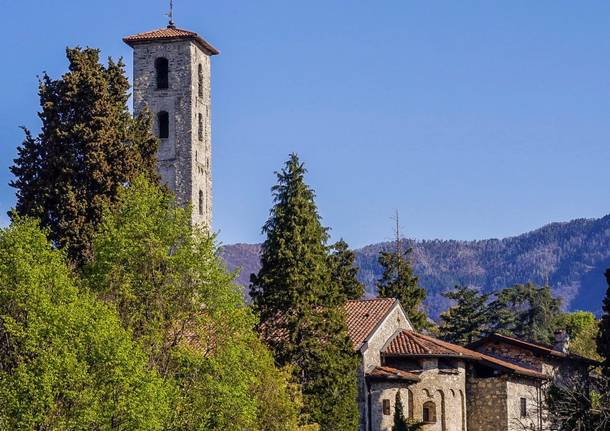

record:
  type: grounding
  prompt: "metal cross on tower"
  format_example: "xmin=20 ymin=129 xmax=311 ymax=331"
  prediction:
xmin=167 ymin=0 xmax=175 ymax=28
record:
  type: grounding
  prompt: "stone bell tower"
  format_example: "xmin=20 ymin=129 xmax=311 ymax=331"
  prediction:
xmin=124 ymin=22 xmax=219 ymax=228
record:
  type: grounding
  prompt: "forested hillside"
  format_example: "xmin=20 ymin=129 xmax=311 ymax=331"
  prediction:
xmin=220 ymin=215 xmax=610 ymax=319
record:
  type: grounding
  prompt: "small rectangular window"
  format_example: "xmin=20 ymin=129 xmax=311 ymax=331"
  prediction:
xmin=520 ymin=398 xmax=527 ymax=418
xmin=383 ymin=399 xmax=391 ymax=416
xmin=198 ymin=113 xmax=204 ymax=141
xmin=158 ymin=111 xmax=169 ymax=139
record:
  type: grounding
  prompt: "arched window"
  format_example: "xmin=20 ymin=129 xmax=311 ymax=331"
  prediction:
xmin=155 ymin=57 xmax=169 ymax=89
xmin=460 ymin=390 xmax=466 ymax=431
xmin=198 ymin=63 xmax=204 ymax=97
xmin=198 ymin=113 xmax=204 ymax=141
xmin=158 ymin=111 xmax=169 ymax=139
xmin=199 ymin=190 xmax=204 ymax=216
xmin=422 ymin=401 xmax=436 ymax=424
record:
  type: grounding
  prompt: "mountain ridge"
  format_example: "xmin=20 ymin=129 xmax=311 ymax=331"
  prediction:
xmin=219 ymin=214 xmax=610 ymax=319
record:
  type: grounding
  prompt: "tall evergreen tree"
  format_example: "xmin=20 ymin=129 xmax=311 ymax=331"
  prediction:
xmin=250 ymin=154 xmax=359 ymax=430
xmin=377 ymin=216 xmax=428 ymax=330
xmin=10 ymin=47 xmax=158 ymax=265
xmin=489 ymin=283 xmax=562 ymax=344
xmin=439 ymin=285 xmax=490 ymax=344
xmin=597 ymin=269 xmax=610 ymax=377
xmin=330 ymin=239 xmax=365 ymax=301
xmin=393 ymin=390 xmax=408 ymax=431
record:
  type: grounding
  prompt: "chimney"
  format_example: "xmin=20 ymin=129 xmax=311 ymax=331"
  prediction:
xmin=553 ymin=330 xmax=570 ymax=353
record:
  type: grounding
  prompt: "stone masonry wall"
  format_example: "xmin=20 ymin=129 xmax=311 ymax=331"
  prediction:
xmin=372 ymin=358 xmax=467 ymax=431
xmin=404 ymin=359 xmax=467 ymax=431
xmin=467 ymin=375 xmax=508 ymax=431
xmin=369 ymin=383 xmax=415 ymax=431
xmin=506 ymin=377 xmax=543 ymax=431
xmin=475 ymin=342 xmax=543 ymax=371
xmin=132 ymin=39 xmax=213 ymax=228
xmin=359 ymin=305 xmax=412 ymax=431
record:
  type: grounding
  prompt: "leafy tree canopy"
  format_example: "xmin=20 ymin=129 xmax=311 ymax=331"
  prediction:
xmin=559 ymin=311 xmax=601 ymax=361
xmin=84 ymin=177 xmax=303 ymax=431
xmin=11 ymin=47 xmax=158 ymax=265
xmin=0 ymin=218 xmax=168 ymax=430
xmin=377 ymin=245 xmax=429 ymax=331
xmin=330 ymin=239 xmax=365 ymax=302
xmin=598 ymin=269 xmax=610 ymax=377
xmin=439 ymin=285 xmax=490 ymax=344
xmin=489 ymin=283 xmax=562 ymax=344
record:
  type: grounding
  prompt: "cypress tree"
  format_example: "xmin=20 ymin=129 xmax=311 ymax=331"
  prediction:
xmin=250 ymin=154 xmax=359 ymax=430
xmin=330 ymin=239 xmax=365 ymax=302
xmin=597 ymin=269 xmax=610 ymax=377
xmin=439 ymin=285 xmax=490 ymax=344
xmin=393 ymin=390 xmax=408 ymax=431
xmin=377 ymin=220 xmax=428 ymax=330
xmin=10 ymin=47 xmax=158 ymax=265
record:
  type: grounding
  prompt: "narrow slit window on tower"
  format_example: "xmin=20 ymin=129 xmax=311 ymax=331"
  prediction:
xmin=198 ymin=113 xmax=204 ymax=141
xmin=198 ymin=63 xmax=204 ymax=97
xmin=199 ymin=190 xmax=204 ymax=216
xmin=158 ymin=111 xmax=169 ymax=139
xmin=155 ymin=57 xmax=169 ymax=89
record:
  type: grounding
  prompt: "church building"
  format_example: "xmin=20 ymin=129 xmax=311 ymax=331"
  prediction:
xmin=344 ymin=298 xmax=595 ymax=431
xmin=121 ymin=20 xmax=596 ymax=431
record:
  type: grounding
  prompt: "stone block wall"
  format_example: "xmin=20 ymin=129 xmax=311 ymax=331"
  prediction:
xmin=467 ymin=375 xmax=508 ymax=431
xmin=131 ymin=39 xmax=213 ymax=228
xmin=369 ymin=383 xmax=414 ymax=431
xmin=359 ymin=305 xmax=412 ymax=431
xmin=506 ymin=377 xmax=543 ymax=431
xmin=475 ymin=341 xmax=544 ymax=372
xmin=373 ymin=358 xmax=467 ymax=431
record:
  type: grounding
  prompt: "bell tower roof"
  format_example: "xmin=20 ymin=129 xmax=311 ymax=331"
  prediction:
xmin=123 ymin=26 xmax=219 ymax=56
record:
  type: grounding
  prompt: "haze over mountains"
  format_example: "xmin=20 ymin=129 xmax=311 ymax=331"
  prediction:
xmin=220 ymin=215 xmax=610 ymax=319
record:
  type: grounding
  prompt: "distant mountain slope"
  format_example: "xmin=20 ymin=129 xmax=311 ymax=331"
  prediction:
xmin=219 ymin=215 xmax=610 ymax=319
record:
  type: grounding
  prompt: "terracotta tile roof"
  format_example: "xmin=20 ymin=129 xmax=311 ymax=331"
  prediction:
xmin=123 ymin=26 xmax=219 ymax=55
xmin=366 ymin=366 xmax=420 ymax=382
xmin=467 ymin=333 xmax=599 ymax=365
xmin=343 ymin=298 xmax=398 ymax=350
xmin=383 ymin=330 xmax=550 ymax=379
xmin=477 ymin=352 xmax=550 ymax=380
xmin=383 ymin=330 xmax=480 ymax=360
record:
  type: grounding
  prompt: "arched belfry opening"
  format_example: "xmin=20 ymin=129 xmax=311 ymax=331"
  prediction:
xmin=155 ymin=57 xmax=169 ymax=89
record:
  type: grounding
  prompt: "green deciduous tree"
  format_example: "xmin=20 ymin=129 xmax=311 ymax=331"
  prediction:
xmin=0 ymin=218 xmax=168 ymax=430
xmin=11 ymin=47 xmax=158 ymax=265
xmin=377 ymin=228 xmax=428 ymax=330
xmin=84 ymin=177 xmax=302 ymax=431
xmin=439 ymin=285 xmax=490 ymax=344
xmin=250 ymin=154 xmax=359 ymax=430
xmin=560 ymin=311 xmax=601 ymax=361
xmin=489 ymin=283 xmax=562 ymax=344
xmin=330 ymin=239 xmax=365 ymax=301
xmin=598 ymin=269 xmax=610 ymax=377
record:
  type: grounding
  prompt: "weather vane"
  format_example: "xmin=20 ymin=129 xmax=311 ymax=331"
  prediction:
xmin=166 ymin=0 xmax=175 ymax=28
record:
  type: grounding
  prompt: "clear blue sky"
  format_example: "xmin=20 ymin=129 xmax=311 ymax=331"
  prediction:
xmin=1 ymin=0 xmax=610 ymax=248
